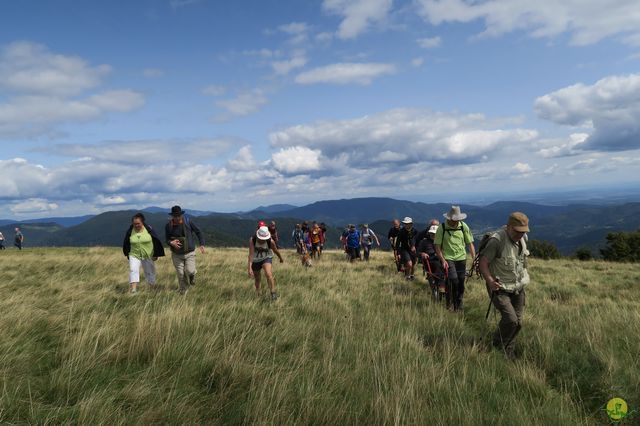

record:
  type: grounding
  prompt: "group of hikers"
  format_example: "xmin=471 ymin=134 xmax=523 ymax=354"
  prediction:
xmin=387 ymin=206 xmax=530 ymax=359
xmin=122 ymin=204 xmax=531 ymax=359
xmin=0 ymin=228 xmax=24 ymax=250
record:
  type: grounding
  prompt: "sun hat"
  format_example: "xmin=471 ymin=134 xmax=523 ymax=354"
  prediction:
xmin=256 ymin=226 xmax=271 ymax=240
xmin=508 ymin=212 xmax=530 ymax=232
xmin=443 ymin=205 xmax=467 ymax=221
xmin=428 ymin=225 xmax=438 ymax=234
xmin=170 ymin=205 xmax=185 ymax=217
xmin=401 ymin=217 xmax=413 ymax=224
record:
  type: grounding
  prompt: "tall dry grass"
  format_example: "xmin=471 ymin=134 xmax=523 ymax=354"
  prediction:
xmin=0 ymin=247 xmax=637 ymax=425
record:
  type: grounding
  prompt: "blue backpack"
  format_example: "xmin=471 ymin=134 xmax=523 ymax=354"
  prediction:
xmin=347 ymin=230 xmax=360 ymax=248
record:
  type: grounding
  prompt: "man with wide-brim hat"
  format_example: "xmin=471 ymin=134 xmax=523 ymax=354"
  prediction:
xmin=395 ymin=217 xmax=418 ymax=280
xmin=435 ymin=206 xmax=475 ymax=311
xmin=165 ymin=205 xmax=206 ymax=295
xmin=478 ymin=212 xmax=531 ymax=360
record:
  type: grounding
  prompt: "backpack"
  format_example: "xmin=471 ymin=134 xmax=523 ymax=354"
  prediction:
xmin=347 ymin=230 xmax=360 ymax=247
xmin=471 ymin=227 xmax=528 ymax=277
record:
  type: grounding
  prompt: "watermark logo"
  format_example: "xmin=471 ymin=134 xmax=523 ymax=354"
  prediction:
xmin=606 ymin=398 xmax=628 ymax=423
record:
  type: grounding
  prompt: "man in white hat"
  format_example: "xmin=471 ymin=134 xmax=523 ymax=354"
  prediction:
xmin=395 ymin=217 xmax=418 ymax=280
xmin=435 ymin=206 xmax=475 ymax=311
xmin=479 ymin=212 xmax=530 ymax=359
xmin=248 ymin=225 xmax=284 ymax=300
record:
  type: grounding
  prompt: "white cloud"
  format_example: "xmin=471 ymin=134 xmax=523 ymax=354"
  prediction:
xmin=513 ymin=162 xmax=532 ymax=174
xmin=36 ymin=138 xmax=236 ymax=164
xmin=214 ymin=88 xmax=268 ymax=121
xmin=202 ymin=85 xmax=226 ymax=96
xmin=535 ymin=73 xmax=640 ymax=151
xmin=411 ymin=57 xmax=425 ymax=67
xmin=537 ymin=133 xmax=589 ymax=158
xmin=170 ymin=0 xmax=201 ymax=9
xmin=271 ymin=146 xmax=323 ymax=174
xmin=0 ymin=41 xmax=145 ymax=139
xmin=295 ymin=62 xmax=396 ymax=85
xmin=227 ymin=145 xmax=258 ymax=171
xmin=271 ymin=50 xmax=308 ymax=75
xmin=10 ymin=198 xmax=58 ymax=214
xmin=278 ymin=22 xmax=309 ymax=35
xmin=323 ymin=0 xmax=393 ymax=39
xmin=0 ymin=41 xmax=110 ymax=96
xmin=269 ymin=108 xmax=538 ymax=167
xmin=416 ymin=0 xmax=640 ymax=46
xmin=142 ymin=68 xmax=165 ymax=77
xmin=417 ymin=36 xmax=442 ymax=48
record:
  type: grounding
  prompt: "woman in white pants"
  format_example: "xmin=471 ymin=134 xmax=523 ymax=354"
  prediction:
xmin=122 ymin=213 xmax=165 ymax=294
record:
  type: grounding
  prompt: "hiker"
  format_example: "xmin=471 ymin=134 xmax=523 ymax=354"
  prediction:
xmin=435 ymin=206 xmax=475 ymax=311
xmin=122 ymin=212 xmax=165 ymax=294
xmin=360 ymin=224 xmax=380 ymax=261
xmin=165 ymin=205 xmax=206 ymax=295
xmin=418 ymin=224 xmax=445 ymax=295
xmin=478 ymin=212 xmax=530 ymax=360
xmin=415 ymin=219 xmax=440 ymax=258
xmin=0 ymin=232 xmax=5 ymax=250
xmin=268 ymin=221 xmax=279 ymax=248
xmin=292 ymin=224 xmax=305 ymax=254
xmin=319 ymin=222 xmax=327 ymax=254
xmin=395 ymin=217 xmax=418 ymax=280
xmin=346 ymin=224 xmax=361 ymax=262
xmin=388 ymin=219 xmax=402 ymax=272
xmin=248 ymin=225 xmax=284 ymax=300
xmin=14 ymin=227 xmax=23 ymax=250
xmin=310 ymin=222 xmax=323 ymax=258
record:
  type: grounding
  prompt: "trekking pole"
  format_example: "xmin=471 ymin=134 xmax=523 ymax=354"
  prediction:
xmin=485 ymin=276 xmax=500 ymax=321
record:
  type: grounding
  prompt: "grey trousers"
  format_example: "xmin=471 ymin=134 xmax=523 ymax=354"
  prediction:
xmin=492 ymin=290 xmax=525 ymax=352
xmin=171 ymin=251 xmax=196 ymax=291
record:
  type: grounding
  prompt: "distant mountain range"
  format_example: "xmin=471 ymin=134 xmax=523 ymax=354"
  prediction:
xmin=1 ymin=198 xmax=639 ymax=255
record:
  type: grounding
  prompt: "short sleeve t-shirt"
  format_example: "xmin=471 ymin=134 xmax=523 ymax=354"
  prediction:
xmin=434 ymin=221 xmax=474 ymax=261
xmin=130 ymin=227 xmax=153 ymax=259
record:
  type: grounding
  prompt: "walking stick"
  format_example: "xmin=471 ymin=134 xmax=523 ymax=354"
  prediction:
xmin=485 ymin=291 xmax=495 ymax=320
xmin=485 ymin=277 xmax=500 ymax=321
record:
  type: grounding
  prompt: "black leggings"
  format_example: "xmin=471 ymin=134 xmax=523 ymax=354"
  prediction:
xmin=446 ymin=260 xmax=467 ymax=309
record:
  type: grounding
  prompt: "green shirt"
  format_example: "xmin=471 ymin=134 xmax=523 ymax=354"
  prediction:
xmin=434 ymin=221 xmax=474 ymax=261
xmin=130 ymin=227 xmax=154 ymax=260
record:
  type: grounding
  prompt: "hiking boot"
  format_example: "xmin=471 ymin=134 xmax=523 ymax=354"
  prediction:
xmin=189 ymin=274 xmax=195 ymax=286
xmin=178 ymin=287 xmax=188 ymax=296
xmin=270 ymin=292 xmax=279 ymax=301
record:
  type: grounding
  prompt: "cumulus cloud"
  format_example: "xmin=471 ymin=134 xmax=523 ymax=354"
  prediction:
xmin=417 ymin=36 xmax=442 ymax=48
xmin=0 ymin=41 xmax=145 ymax=139
xmin=535 ymin=73 xmax=640 ymax=151
xmin=416 ymin=0 xmax=640 ymax=46
xmin=271 ymin=146 xmax=322 ymax=174
xmin=512 ymin=162 xmax=532 ymax=174
xmin=269 ymin=108 xmax=537 ymax=166
xmin=537 ymin=133 xmax=589 ymax=158
xmin=295 ymin=62 xmax=396 ymax=85
xmin=323 ymin=0 xmax=393 ymax=39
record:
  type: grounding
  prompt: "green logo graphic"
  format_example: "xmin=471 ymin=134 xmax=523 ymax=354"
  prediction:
xmin=606 ymin=398 xmax=628 ymax=422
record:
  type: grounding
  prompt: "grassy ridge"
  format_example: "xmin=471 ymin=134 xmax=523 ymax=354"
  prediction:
xmin=0 ymin=248 xmax=637 ymax=425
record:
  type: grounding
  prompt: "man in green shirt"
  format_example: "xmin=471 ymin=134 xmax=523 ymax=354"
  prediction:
xmin=435 ymin=206 xmax=475 ymax=311
xmin=479 ymin=212 xmax=530 ymax=359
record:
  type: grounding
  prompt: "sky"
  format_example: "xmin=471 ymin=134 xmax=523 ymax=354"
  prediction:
xmin=1 ymin=0 xmax=639 ymax=218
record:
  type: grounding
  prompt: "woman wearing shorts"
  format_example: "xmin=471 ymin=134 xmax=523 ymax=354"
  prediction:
xmin=248 ymin=226 xmax=284 ymax=300
xmin=123 ymin=212 xmax=165 ymax=294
